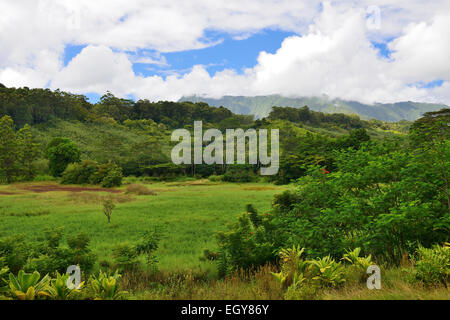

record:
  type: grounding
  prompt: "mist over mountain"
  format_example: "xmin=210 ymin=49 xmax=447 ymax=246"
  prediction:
xmin=180 ymin=95 xmax=448 ymax=122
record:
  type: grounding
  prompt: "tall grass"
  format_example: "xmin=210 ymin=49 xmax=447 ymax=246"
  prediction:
xmin=0 ymin=181 xmax=288 ymax=272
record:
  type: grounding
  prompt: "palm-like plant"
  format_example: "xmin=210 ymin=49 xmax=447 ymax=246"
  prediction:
xmin=0 ymin=264 xmax=9 ymax=294
xmin=342 ymin=247 xmax=373 ymax=282
xmin=342 ymin=248 xmax=372 ymax=269
xmin=48 ymin=272 xmax=84 ymax=300
xmin=8 ymin=270 xmax=51 ymax=300
xmin=308 ymin=255 xmax=346 ymax=287
xmin=88 ymin=270 xmax=124 ymax=300
xmin=279 ymin=245 xmax=305 ymax=271
xmin=272 ymin=245 xmax=307 ymax=289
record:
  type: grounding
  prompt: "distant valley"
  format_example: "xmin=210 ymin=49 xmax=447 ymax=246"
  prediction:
xmin=180 ymin=95 xmax=448 ymax=122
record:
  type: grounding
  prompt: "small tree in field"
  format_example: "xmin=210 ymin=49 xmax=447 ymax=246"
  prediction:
xmin=103 ymin=198 xmax=115 ymax=224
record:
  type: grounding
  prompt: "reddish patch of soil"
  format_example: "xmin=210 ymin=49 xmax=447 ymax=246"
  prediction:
xmin=18 ymin=184 xmax=122 ymax=194
xmin=0 ymin=191 xmax=15 ymax=195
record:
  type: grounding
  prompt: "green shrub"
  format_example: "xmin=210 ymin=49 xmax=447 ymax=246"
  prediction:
xmin=341 ymin=248 xmax=373 ymax=282
xmin=61 ymin=161 xmax=122 ymax=187
xmin=307 ymin=255 xmax=346 ymax=288
xmin=223 ymin=165 xmax=256 ymax=182
xmin=135 ymin=229 xmax=161 ymax=266
xmin=87 ymin=270 xmax=125 ymax=300
xmin=97 ymin=163 xmax=123 ymax=187
xmin=112 ymin=243 xmax=140 ymax=271
xmin=61 ymin=160 xmax=98 ymax=184
xmin=0 ymin=258 xmax=9 ymax=284
xmin=412 ymin=243 xmax=449 ymax=286
xmin=0 ymin=235 xmax=29 ymax=273
xmin=33 ymin=174 xmax=57 ymax=182
xmin=271 ymin=246 xmax=308 ymax=290
xmin=24 ymin=231 xmax=96 ymax=276
xmin=48 ymin=272 xmax=84 ymax=300
xmin=7 ymin=270 xmax=51 ymax=300
xmin=246 ymin=204 xmax=262 ymax=228
xmin=208 ymin=175 xmax=224 ymax=182
xmin=216 ymin=212 xmax=276 ymax=274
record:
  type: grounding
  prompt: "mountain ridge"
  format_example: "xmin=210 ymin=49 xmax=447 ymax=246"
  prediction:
xmin=179 ymin=95 xmax=448 ymax=122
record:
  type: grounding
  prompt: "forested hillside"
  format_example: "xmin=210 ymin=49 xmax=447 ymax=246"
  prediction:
xmin=0 ymin=84 xmax=409 ymax=184
xmin=180 ymin=94 xmax=448 ymax=121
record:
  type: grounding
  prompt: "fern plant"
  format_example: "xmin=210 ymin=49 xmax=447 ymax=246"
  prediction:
xmin=412 ymin=243 xmax=450 ymax=286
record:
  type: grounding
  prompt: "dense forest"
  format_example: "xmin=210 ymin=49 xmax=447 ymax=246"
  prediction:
xmin=0 ymin=84 xmax=410 ymax=185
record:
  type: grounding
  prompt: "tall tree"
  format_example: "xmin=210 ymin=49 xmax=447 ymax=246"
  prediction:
xmin=17 ymin=124 xmax=40 ymax=180
xmin=46 ymin=138 xmax=81 ymax=177
xmin=0 ymin=115 xmax=19 ymax=183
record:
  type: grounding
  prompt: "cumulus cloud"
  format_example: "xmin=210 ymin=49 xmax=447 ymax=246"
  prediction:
xmin=1 ymin=0 xmax=450 ymax=105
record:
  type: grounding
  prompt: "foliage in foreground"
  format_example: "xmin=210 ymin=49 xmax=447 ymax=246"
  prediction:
xmin=411 ymin=243 xmax=450 ymax=286
xmin=2 ymin=244 xmax=447 ymax=300
xmin=216 ymin=111 xmax=449 ymax=270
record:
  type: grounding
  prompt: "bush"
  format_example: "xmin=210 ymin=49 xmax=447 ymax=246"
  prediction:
xmin=95 ymin=163 xmax=123 ymax=188
xmin=0 ymin=235 xmax=29 ymax=274
xmin=113 ymin=229 xmax=161 ymax=272
xmin=208 ymin=175 xmax=224 ymax=182
xmin=33 ymin=174 xmax=58 ymax=182
xmin=87 ymin=270 xmax=125 ymax=300
xmin=412 ymin=243 xmax=450 ymax=286
xmin=112 ymin=243 xmax=140 ymax=272
xmin=307 ymin=255 xmax=346 ymax=287
xmin=341 ymin=248 xmax=373 ymax=282
xmin=61 ymin=161 xmax=123 ymax=188
xmin=223 ymin=165 xmax=256 ymax=183
xmin=24 ymin=230 xmax=96 ymax=276
xmin=61 ymin=160 xmax=98 ymax=184
xmin=135 ymin=229 xmax=161 ymax=266
xmin=216 ymin=212 xmax=276 ymax=275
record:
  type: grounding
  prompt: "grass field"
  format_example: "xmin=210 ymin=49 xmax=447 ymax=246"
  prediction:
xmin=0 ymin=180 xmax=288 ymax=274
xmin=1 ymin=180 xmax=448 ymax=300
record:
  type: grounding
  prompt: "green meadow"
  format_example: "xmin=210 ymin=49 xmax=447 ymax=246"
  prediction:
xmin=0 ymin=180 xmax=287 ymax=273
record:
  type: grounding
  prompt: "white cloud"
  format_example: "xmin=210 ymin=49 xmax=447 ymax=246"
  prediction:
xmin=52 ymin=46 xmax=136 ymax=96
xmin=389 ymin=14 xmax=450 ymax=83
xmin=1 ymin=1 xmax=450 ymax=105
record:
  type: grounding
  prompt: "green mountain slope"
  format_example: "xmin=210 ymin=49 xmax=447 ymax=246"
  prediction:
xmin=180 ymin=95 xmax=448 ymax=122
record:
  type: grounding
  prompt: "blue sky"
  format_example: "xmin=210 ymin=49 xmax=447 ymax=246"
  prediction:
xmin=64 ymin=29 xmax=297 ymax=102
xmin=65 ymin=29 xmax=401 ymax=103
xmin=2 ymin=1 xmax=449 ymax=105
